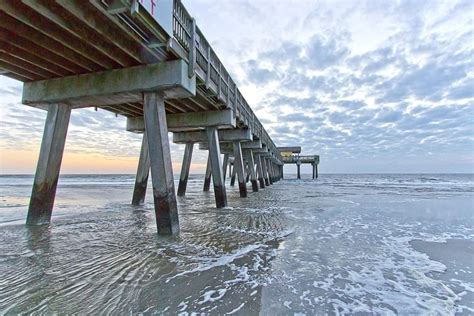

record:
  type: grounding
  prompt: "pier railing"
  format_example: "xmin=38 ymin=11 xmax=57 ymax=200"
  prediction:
xmin=282 ymin=155 xmax=320 ymax=164
xmin=170 ymin=0 xmax=281 ymax=160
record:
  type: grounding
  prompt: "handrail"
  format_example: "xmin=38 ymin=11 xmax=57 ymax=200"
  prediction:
xmin=171 ymin=0 xmax=282 ymax=161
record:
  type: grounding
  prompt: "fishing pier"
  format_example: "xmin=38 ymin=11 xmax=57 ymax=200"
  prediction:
xmin=0 ymin=0 xmax=320 ymax=234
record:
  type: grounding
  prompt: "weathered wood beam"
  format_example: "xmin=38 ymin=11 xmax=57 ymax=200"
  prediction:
xmin=0 ymin=11 xmax=103 ymax=72
xmin=55 ymin=0 xmax=157 ymax=64
xmin=22 ymin=0 xmax=136 ymax=67
xmin=0 ymin=0 xmax=119 ymax=69
xmin=23 ymin=60 xmax=196 ymax=108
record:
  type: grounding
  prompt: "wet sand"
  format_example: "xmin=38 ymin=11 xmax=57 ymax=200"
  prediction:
xmin=410 ymin=239 xmax=474 ymax=314
xmin=0 ymin=174 xmax=473 ymax=314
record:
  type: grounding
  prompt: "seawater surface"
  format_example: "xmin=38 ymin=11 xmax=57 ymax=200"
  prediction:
xmin=0 ymin=174 xmax=473 ymax=314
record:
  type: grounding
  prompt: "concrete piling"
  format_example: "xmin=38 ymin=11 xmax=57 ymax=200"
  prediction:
xmin=230 ymin=165 xmax=236 ymax=186
xmin=246 ymin=150 xmax=259 ymax=192
xmin=27 ymin=104 xmax=71 ymax=225
xmin=222 ymin=153 xmax=229 ymax=181
xmin=297 ymin=161 xmax=301 ymax=180
xmin=261 ymin=156 xmax=270 ymax=186
xmin=256 ymin=155 xmax=265 ymax=189
xmin=132 ymin=133 xmax=150 ymax=205
xmin=203 ymin=155 xmax=212 ymax=191
xmin=233 ymin=141 xmax=248 ymax=198
xmin=206 ymin=127 xmax=227 ymax=208
xmin=177 ymin=142 xmax=193 ymax=196
xmin=267 ymin=159 xmax=272 ymax=185
xmin=143 ymin=92 xmax=179 ymax=234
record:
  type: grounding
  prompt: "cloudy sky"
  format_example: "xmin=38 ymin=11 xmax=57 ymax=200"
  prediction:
xmin=0 ymin=0 xmax=473 ymax=174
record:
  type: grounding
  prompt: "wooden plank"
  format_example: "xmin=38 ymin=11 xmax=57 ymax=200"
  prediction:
xmin=0 ymin=0 xmax=120 ymax=69
xmin=0 ymin=60 xmax=41 ymax=81
xmin=0 ymin=11 xmax=103 ymax=72
xmin=56 ymin=0 xmax=158 ymax=64
xmin=0 ymin=52 xmax=58 ymax=79
xmin=0 ymin=30 xmax=77 ymax=76
xmin=23 ymin=0 xmax=137 ymax=67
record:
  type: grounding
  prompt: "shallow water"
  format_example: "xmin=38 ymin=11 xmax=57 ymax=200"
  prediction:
xmin=0 ymin=174 xmax=473 ymax=314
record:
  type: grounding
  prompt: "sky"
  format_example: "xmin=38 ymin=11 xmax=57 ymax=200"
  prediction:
xmin=0 ymin=0 xmax=473 ymax=174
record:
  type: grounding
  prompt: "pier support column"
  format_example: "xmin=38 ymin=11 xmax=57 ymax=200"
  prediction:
xmin=230 ymin=164 xmax=236 ymax=186
xmin=203 ymin=155 xmax=211 ymax=191
xmin=177 ymin=143 xmax=193 ymax=196
xmin=315 ymin=164 xmax=319 ymax=179
xmin=27 ymin=104 xmax=71 ymax=225
xmin=143 ymin=92 xmax=179 ymax=234
xmin=273 ymin=162 xmax=277 ymax=182
xmin=233 ymin=141 xmax=247 ymax=198
xmin=207 ymin=127 xmax=227 ymax=207
xmin=132 ymin=133 xmax=150 ymax=205
xmin=256 ymin=155 xmax=265 ymax=189
xmin=267 ymin=159 xmax=274 ymax=185
xmin=246 ymin=150 xmax=259 ymax=192
xmin=281 ymin=165 xmax=284 ymax=179
xmin=297 ymin=161 xmax=301 ymax=179
xmin=245 ymin=163 xmax=251 ymax=183
xmin=262 ymin=157 xmax=270 ymax=186
xmin=222 ymin=153 xmax=229 ymax=181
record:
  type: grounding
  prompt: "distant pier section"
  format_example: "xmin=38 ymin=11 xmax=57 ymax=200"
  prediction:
xmin=0 ymin=0 xmax=320 ymax=235
xmin=278 ymin=147 xmax=320 ymax=179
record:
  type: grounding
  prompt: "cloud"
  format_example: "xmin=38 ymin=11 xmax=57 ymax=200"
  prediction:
xmin=0 ymin=0 xmax=473 ymax=173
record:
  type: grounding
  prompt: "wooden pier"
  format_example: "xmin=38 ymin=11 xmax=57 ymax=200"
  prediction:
xmin=0 ymin=0 xmax=319 ymax=234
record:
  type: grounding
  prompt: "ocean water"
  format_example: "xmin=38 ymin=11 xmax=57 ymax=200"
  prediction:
xmin=0 ymin=174 xmax=473 ymax=314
